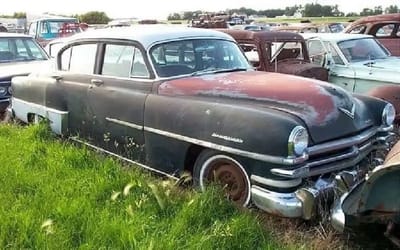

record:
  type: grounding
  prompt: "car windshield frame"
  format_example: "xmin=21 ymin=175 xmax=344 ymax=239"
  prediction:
xmin=337 ymin=37 xmax=390 ymax=63
xmin=149 ymin=38 xmax=251 ymax=78
xmin=0 ymin=37 xmax=48 ymax=63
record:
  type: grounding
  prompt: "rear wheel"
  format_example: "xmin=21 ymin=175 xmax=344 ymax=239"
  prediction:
xmin=193 ymin=149 xmax=251 ymax=207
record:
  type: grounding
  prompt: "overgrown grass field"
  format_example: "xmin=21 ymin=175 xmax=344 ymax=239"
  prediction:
xmin=0 ymin=123 xmax=292 ymax=249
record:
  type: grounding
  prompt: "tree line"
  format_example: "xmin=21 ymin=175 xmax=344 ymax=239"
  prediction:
xmin=168 ymin=4 xmax=399 ymax=20
xmin=0 ymin=11 xmax=111 ymax=24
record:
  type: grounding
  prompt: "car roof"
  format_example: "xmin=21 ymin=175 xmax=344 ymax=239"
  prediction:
xmin=0 ymin=33 xmax=33 ymax=38
xmin=217 ymin=29 xmax=304 ymax=42
xmin=66 ymin=25 xmax=235 ymax=49
xmin=300 ymin=33 xmax=373 ymax=42
xmin=349 ymin=13 xmax=400 ymax=27
xmin=31 ymin=17 xmax=78 ymax=22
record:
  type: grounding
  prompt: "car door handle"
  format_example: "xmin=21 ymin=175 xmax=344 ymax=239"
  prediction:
xmin=50 ymin=74 xmax=63 ymax=81
xmin=91 ymin=79 xmax=103 ymax=86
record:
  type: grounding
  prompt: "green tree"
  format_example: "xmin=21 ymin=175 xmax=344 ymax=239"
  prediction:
xmin=167 ymin=13 xmax=181 ymax=21
xmin=385 ymin=5 xmax=399 ymax=13
xmin=373 ymin=6 xmax=383 ymax=15
xmin=13 ymin=12 xmax=26 ymax=18
xmin=284 ymin=5 xmax=301 ymax=16
xmin=79 ymin=11 xmax=110 ymax=24
xmin=360 ymin=8 xmax=374 ymax=16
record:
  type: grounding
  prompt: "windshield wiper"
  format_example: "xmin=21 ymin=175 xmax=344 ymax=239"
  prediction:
xmin=191 ymin=67 xmax=248 ymax=76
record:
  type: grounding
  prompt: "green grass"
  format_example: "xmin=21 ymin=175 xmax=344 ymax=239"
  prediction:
xmin=0 ymin=123 xmax=289 ymax=249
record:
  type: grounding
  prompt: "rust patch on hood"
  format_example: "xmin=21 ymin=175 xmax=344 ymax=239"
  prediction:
xmin=159 ymin=71 xmax=353 ymax=127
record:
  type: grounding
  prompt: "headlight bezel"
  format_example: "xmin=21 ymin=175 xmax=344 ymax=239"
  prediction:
xmin=288 ymin=126 xmax=309 ymax=157
xmin=0 ymin=86 xmax=7 ymax=96
xmin=382 ymin=103 xmax=395 ymax=126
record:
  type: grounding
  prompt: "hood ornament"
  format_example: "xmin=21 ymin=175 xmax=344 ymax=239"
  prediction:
xmin=339 ymin=103 xmax=355 ymax=119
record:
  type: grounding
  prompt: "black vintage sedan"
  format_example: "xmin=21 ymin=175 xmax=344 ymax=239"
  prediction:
xmin=0 ymin=33 xmax=49 ymax=112
xmin=10 ymin=26 xmax=395 ymax=221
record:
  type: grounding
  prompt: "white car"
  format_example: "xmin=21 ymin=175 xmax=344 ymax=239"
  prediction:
xmin=302 ymin=33 xmax=400 ymax=93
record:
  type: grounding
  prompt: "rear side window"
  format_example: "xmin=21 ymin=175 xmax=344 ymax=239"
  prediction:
xmin=102 ymin=44 xmax=149 ymax=78
xmin=60 ymin=43 xmax=97 ymax=74
xmin=375 ymin=23 xmax=397 ymax=37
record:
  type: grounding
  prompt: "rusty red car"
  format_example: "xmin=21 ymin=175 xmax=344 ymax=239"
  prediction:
xmin=218 ymin=29 xmax=328 ymax=81
xmin=344 ymin=13 xmax=400 ymax=56
xmin=9 ymin=26 xmax=395 ymax=226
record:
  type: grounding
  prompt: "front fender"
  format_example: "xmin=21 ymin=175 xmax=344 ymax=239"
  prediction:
xmin=367 ymin=84 xmax=400 ymax=123
xmin=332 ymin=141 xmax=400 ymax=232
xmin=144 ymin=94 xmax=303 ymax=159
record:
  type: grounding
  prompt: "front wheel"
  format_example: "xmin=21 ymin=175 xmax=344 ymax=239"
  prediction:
xmin=193 ymin=149 xmax=251 ymax=207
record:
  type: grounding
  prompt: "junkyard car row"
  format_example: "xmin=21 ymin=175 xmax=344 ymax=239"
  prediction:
xmin=1 ymin=14 xmax=400 ymax=245
xmin=0 ymin=33 xmax=48 ymax=112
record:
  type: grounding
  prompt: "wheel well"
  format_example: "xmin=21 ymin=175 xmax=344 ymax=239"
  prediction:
xmin=184 ymin=144 xmax=204 ymax=174
xmin=27 ymin=113 xmax=36 ymax=123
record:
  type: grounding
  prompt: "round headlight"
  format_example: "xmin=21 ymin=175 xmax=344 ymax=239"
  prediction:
xmin=288 ymin=126 xmax=309 ymax=157
xmin=7 ymin=86 xmax=12 ymax=95
xmin=382 ymin=103 xmax=395 ymax=126
xmin=0 ymin=87 xmax=7 ymax=96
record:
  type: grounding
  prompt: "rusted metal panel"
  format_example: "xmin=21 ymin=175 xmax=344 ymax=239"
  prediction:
xmin=368 ymin=85 xmax=400 ymax=123
xmin=218 ymin=29 xmax=328 ymax=81
xmin=158 ymin=71 xmax=377 ymax=143
xmin=347 ymin=13 xmax=400 ymax=28
xmin=345 ymin=13 xmax=400 ymax=56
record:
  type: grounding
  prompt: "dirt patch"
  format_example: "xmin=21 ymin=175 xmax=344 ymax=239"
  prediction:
xmin=256 ymin=211 xmax=397 ymax=250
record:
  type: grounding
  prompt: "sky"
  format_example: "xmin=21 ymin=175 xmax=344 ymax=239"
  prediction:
xmin=1 ymin=0 xmax=399 ymax=19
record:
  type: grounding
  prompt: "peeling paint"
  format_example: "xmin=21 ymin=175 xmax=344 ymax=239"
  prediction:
xmin=158 ymin=71 xmax=348 ymax=127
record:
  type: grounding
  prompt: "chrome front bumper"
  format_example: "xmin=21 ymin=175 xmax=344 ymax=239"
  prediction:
xmin=251 ymin=170 xmax=362 ymax=220
xmin=251 ymin=181 xmax=334 ymax=219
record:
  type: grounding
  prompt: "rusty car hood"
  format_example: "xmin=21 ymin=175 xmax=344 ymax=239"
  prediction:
xmin=158 ymin=71 xmax=374 ymax=143
xmin=275 ymin=60 xmax=329 ymax=81
xmin=0 ymin=60 xmax=49 ymax=79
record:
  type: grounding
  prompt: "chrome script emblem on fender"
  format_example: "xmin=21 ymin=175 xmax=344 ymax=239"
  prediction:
xmin=339 ymin=103 xmax=355 ymax=119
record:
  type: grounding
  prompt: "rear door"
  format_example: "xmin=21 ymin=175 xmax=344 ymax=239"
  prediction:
xmin=56 ymin=42 xmax=99 ymax=139
xmin=87 ymin=41 xmax=153 ymax=159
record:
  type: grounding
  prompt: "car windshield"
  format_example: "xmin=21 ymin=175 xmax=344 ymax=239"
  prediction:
xmin=328 ymin=23 xmax=345 ymax=33
xmin=150 ymin=39 xmax=251 ymax=77
xmin=337 ymin=38 xmax=389 ymax=63
xmin=0 ymin=37 xmax=48 ymax=63
xmin=48 ymin=20 xmax=81 ymax=34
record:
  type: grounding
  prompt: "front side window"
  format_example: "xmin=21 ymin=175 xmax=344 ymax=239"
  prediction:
xmin=326 ymin=43 xmax=344 ymax=65
xmin=61 ymin=43 xmax=97 ymax=74
xmin=306 ymin=39 xmax=326 ymax=65
xmin=150 ymin=39 xmax=250 ymax=77
xmin=102 ymin=44 xmax=149 ymax=78
xmin=348 ymin=25 xmax=366 ymax=34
